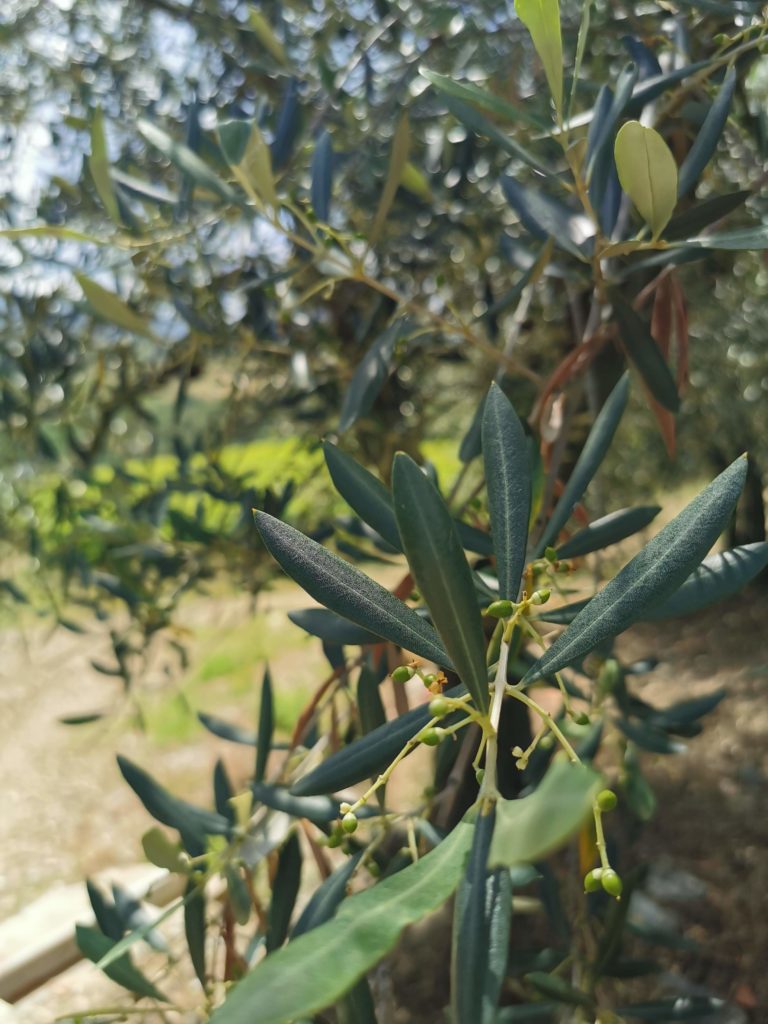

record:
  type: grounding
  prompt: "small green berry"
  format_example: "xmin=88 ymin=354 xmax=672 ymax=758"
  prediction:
xmin=597 ymin=789 xmax=618 ymax=812
xmin=422 ymin=672 xmax=437 ymax=687
xmin=392 ymin=665 xmax=414 ymax=684
xmin=367 ymin=861 xmax=381 ymax=878
xmin=419 ymin=727 xmax=442 ymax=746
xmin=544 ymin=546 xmax=558 ymax=563
xmin=584 ymin=868 xmax=603 ymax=892
xmin=530 ymin=588 xmax=551 ymax=605
xmin=597 ymin=659 xmax=621 ymax=695
xmin=327 ymin=833 xmax=343 ymax=848
xmin=486 ymin=599 xmax=515 ymax=619
xmin=573 ymin=712 xmax=591 ymax=726
xmin=429 ymin=696 xmax=449 ymax=719
xmin=341 ymin=812 xmax=358 ymax=834
xmin=600 ymin=869 xmax=623 ymax=898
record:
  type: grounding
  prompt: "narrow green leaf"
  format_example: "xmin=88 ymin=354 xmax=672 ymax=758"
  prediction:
xmin=535 ymin=599 xmax=589 ymax=625
xmin=76 ymin=275 xmax=155 ymax=339
xmin=357 ymin=663 xmax=387 ymax=735
xmin=482 ymin=383 xmax=532 ymax=602
xmin=138 ymin=118 xmax=239 ymax=204
xmin=213 ymin=759 xmax=235 ymax=822
xmin=271 ymin=78 xmax=301 ymax=171
xmin=75 ymin=925 xmax=168 ymax=1002
xmin=255 ymin=666 xmax=274 ymax=783
xmin=496 ymin=1005 xmax=557 ymax=1022
xmin=219 ymin=119 xmax=278 ymax=208
xmin=616 ymin=718 xmax=685 ymax=755
xmin=117 ymin=755 xmax=230 ymax=847
xmin=586 ymin=64 xmax=639 ymax=178
xmin=338 ymin=319 xmax=409 ymax=433
xmin=557 ymin=506 xmax=661 ymax=559
xmin=419 ymin=68 xmax=547 ymax=131
xmin=291 ymin=853 xmax=363 ymax=939
xmin=616 ymin=997 xmax=726 ymax=1021
xmin=86 ymin=880 xmax=123 ymax=942
xmin=678 ymin=68 xmax=736 ymax=197
xmin=611 ymin=292 xmax=679 ymax=412
xmin=524 ymin=457 xmax=748 ymax=682
xmin=455 ymin=521 xmax=495 ymax=557
xmin=664 ymin=190 xmax=749 ymax=241
xmin=535 ymin=374 xmax=629 ymax=556
xmin=311 ymin=130 xmax=334 ymax=222
xmin=89 ymin=108 xmax=121 ymax=225
xmin=247 ymin=9 xmax=288 ymax=64
xmin=291 ymin=686 xmax=464 ymax=796
xmin=254 ymin=512 xmax=451 ymax=668
xmin=267 ymin=832 xmax=302 ymax=951
xmin=288 ymin=607 xmax=382 ymax=646
xmin=112 ymin=168 xmax=179 ymax=206
xmin=489 ymin=758 xmax=600 ymax=868
xmin=525 ymin=972 xmax=593 ymax=1009
xmin=642 ymin=543 xmax=768 ymax=620
xmin=0 ymin=225 xmax=105 ymax=243
xmin=338 ymin=976 xmax=379 ymax=1024
xmin=452 ymin=810 xmax=511 ymax=1024
xmin=208 ymin=822 xmax=473 ymax=1024
xmin=392 ymin=454 xmax=489 ymax=712
xmin=567 ymin=0 xmax=592 ymax=121
xmin=615 ymin=122 xmax=678 ymax=239
xmin=515 ymin=0 xmax=564 ymax=117
xmin=675 ymin=226 xmax=768 ymax=251
xmin=502 ymin=178 xmax=593 ymax=260
xmin=648 ymin=690 xmax=725 ymax=730
xmin=96 ymin=896 xmax=188 ymax=970
xmin=184 ymin=882 xmax=207 ymax=989
xmin=198 ymin=712 xmax=257 ymax=746
xmin=251 ymin=783 xmax=372 ymax=827
xmin=625 ymin=60 xmax=711 ymax=116
xmin=323 ymin=442 xmax=401 ymax=550
xmin=369 ymin=113 xmax=410 ymax=249
xmin=442 ymin=96 xmax=549 ymax=174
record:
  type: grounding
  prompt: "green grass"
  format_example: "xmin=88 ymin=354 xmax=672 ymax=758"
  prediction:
xmin=140 ymin=600 xmax=327 ymax=746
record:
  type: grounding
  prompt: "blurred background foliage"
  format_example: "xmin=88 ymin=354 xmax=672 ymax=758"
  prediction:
xmin=0 ymin=0 xmax=766 ymax=699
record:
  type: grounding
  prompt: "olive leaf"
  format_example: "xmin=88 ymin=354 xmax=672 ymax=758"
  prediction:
xmin=392 ymin=453 xmax=489 ymax=712
xmin=614 ymin=121 xmax=678 ymax=239
xmin=523 ymin=457 xmax=747 ymax=682
xmin=209 ymin=821 xmax=473 ymax=1024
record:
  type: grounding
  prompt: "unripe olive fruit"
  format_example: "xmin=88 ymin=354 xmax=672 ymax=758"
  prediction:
xmin=341 ymin=812 xmax=358 ymax=834
xmin=544 ymin=546 xmax=558 ymax=563
xmin=327 ymin=833 xmax=343 ymax=848
xmin=584 ymin=868 xmax=603 ymax=892
xmin=486 ymin=599 xmax=515 ymax=618
xmin=600 ymin=869 xmax=623 ymax=898
xmin=429 ymin=696 xmax=449 ymax=719
xmin=530 ymin=588 xmax=551 ymax=605
xmin=574 ymin=712 xmax=591 ymax=726
xmin=597 ymin=789 xmax=618 ymax=812
xmin=420 ymin=727 xmax=441 ymax=746
xmin=392 ymin=665 xmax=414 ymax=684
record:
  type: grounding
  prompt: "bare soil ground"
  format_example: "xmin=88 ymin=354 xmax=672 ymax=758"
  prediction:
xmin=2 ymin=578 xmax=767 ymax=1020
